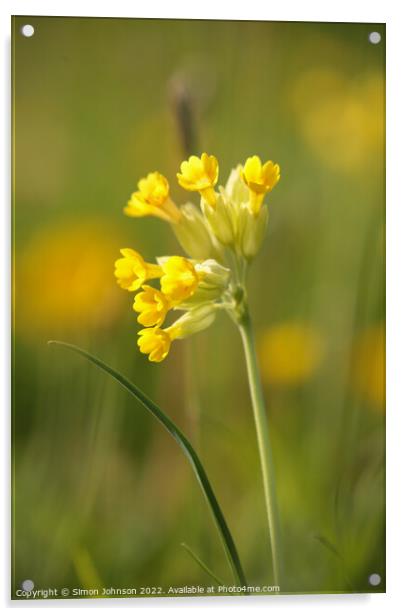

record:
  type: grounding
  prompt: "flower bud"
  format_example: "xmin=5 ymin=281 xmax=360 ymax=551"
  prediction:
xmin=224 ymin=165 xmax=249 ymax=206
xmin=237 ymin=204 xmax=269 ymax=260
xmin=201 ymin=194 xmax=236 ymax=246
xmin=172 ymin=202 xmax=218 ymax=260
xmin=195 ymin=259 xmax=231 ymax=289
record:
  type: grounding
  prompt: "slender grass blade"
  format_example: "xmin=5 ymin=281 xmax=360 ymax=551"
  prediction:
xmin=48 ymin=340 xmax=247 ymax=589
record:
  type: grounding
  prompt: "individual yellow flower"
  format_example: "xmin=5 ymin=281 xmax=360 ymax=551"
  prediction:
xmin=137 ymin=305 xmax=217 ymax=363
xmin=137 ymin=326 xmax=177 ymax=363
xmin=177 ymin=153 xmax=219 ymax=207
xmin=160 ymin=256 xmax=200 ymax=303
xmin=241 ymin=155 xmax=280 ymax=214
xmin=133 ymin=285 xmax=171 ymax=327
xmin=124 ymin=172 xmax=181 ymax=223
xmin=114 ymin=248 xmax=162 ymax=291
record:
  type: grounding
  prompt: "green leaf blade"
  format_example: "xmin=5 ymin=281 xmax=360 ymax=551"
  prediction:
xmin=48 ymin=340 xmax=248 ymax=591
xmin=180 ymin=542 xmax=225 ymax=586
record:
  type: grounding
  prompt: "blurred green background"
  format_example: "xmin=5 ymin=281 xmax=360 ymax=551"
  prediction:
xmin=12 ymin=16 xmax=385 ymax=596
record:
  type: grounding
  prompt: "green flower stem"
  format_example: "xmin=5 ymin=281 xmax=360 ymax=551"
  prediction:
xmin=238 ymin=310 xmax=281 ymax=587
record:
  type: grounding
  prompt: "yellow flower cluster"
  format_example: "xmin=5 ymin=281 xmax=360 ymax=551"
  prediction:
xmin=115 ymin=153 xmax=280 ymax=361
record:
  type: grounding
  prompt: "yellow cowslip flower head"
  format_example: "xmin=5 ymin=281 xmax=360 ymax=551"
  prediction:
xmin=160 ymin=256 xmax=200 ymax=303
xmin=177 ymin=153 xmax=219 ymax=207
xmin=124 ymin=172 xmax=181 ymax=223
xmin=137 ymin=326 xmax=178 ymax=363
xmin=133 ymin=284 xmax=171 ymax=327
xmin=117 ymin=153 xmax=284 ymax=363
xmin=114 ymin=248 xmax=162 ymax=291
xmin=241 ymin=155 xmax=280 ymax=215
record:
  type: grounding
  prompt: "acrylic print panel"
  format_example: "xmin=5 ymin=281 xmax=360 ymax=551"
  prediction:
xmin=12 ymin=16 xmax=385 ymax=600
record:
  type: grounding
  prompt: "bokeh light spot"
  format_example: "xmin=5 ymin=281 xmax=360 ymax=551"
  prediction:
xmin=258 ymin=322 xmax=324 ymax=387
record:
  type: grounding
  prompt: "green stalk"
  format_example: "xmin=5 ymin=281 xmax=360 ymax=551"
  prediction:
xmin=238 ymin=310 xmax=281 ymax=587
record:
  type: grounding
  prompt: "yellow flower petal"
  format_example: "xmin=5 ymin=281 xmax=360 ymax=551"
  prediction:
xmin=177 ymin=153 xmax=219 ymax=206
xmin=138 ymin=172 xmax=170 ymax=206
xmin=160 ymin=256 xmax=199 ymax=303
xmin=124 ymin=172 xmax=181 ymax=223
xmin=137 ymin=327 xmax=172 ymax=362
xmin=133 ymin=285 xmax=170 ymax=327
xmin=241 ymin=155 xmax=280 ymax=214
xmin=114 ymin=249 xmax=162 ymax=291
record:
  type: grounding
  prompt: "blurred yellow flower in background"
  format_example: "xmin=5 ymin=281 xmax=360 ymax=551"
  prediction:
xmin=258 ymin=322 xmax=324 ymax=387
xmin=289 ymin=69 xmax=384 ymax=173
xmin=351 ymin=323 xmax=385 ymax=412
xmin=16 ymin=221 xmax=122 ymax=336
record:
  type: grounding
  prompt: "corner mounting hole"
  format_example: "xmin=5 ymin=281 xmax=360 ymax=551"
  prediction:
xmin=369 ymin=573 xmax=381 ymax=586
xmin=21 ymin=24 xmax=35 ymax=38
xmin=22 ymin=579 xmax=34 ymax=591
xmin=369 ymin=31 xmax=381 ymax=45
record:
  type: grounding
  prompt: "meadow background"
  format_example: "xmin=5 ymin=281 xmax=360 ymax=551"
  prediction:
xmin=12 ymin=16 xmax=385 ymax=596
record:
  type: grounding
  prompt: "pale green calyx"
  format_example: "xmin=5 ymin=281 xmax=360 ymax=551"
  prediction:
xmin=236 ymin=203 xmax=269 ymax=260
xmin=172 ymin=202 xmax=219 ymax=260
xmin=169 ymin=303 xmax=218 ymax=339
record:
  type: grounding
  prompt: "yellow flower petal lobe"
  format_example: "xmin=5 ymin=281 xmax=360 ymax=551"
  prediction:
xmin=124 ymin=172 xmax=181 ymax=222
xmin=241 ymin=155 xmax=280 ymax=214
xmin=160 ymin=256 xmax=199 ymax=303
xmin=114 ymin=249 xmax=162 ymax=291
xmin=133 ymin=284 xmax=170 ymax=327
xmin=177 ymin=153 xmax=219 ymax=206
xmin=137 ymin=327 xmax=172 ymax=362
